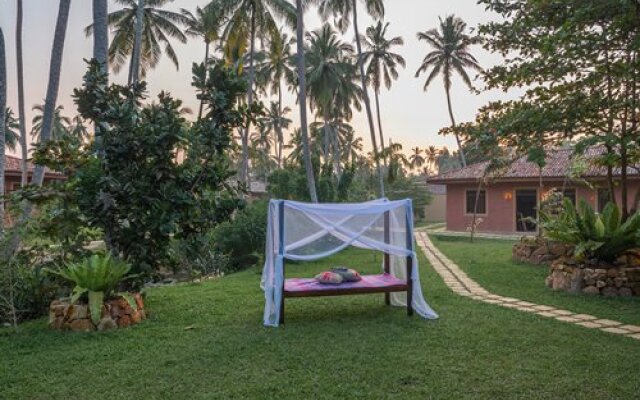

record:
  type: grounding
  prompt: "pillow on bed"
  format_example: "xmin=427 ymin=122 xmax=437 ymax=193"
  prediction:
xmin=315 ymin=271 xmax=344 ymax=284
xmin=331 ymin=267 xmax=362 ymax=282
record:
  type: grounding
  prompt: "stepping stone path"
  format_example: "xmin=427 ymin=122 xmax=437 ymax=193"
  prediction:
xmin=415 ymin=232 xmax=640 ymax=341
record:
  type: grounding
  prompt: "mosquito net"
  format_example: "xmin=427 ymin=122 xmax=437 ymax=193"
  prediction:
xmin=261 ymin=198 xmax=438 ymax=327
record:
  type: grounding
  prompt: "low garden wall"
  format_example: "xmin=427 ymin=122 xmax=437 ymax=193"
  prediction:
xmin=49 ymin=293 xmax=146 ymax=332
xmin=546 ymin=251 xmax=640 ymax=297
xmin=512 ymin=237 xmax=573 ymax=265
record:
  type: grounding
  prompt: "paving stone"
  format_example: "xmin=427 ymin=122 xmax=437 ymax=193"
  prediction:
xmin=629 ymin=333 xmax=640 ymax=340
xmin=500 ymin=303 xmax=520 ymax=309
xmin=593 ymin=319 xmax=623 ymax=327
xmin=572 ymin=314 xmax=597 ymax=321
xmin=537 ymin=311 xmax=557 ymax=318
xmin=515 ymin=301 xmax=535 ymax=307
xmin=618 ymin=325 xmax=640 ymax=333
xmin=550 ymin=309 xmax=574 ymax=316
xmin=516 ymin=307 xmax=537 ymax=313
xmin=555 ymin=316 xmax=581 ymax=323
xmin=532 ymin=305 xmax=556 ymax=312
xmin=576 ymin=321 xmax=603 ymax=329
xmin=601 ymin=327 xmax=630 ymax=335
xmin=500 ymin=297 xmax=520 ymax=303
xmin=482 ymin=299 xmax=504 ymax=304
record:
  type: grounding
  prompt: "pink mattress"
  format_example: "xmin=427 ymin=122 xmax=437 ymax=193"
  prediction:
xmin=285 ymin=273 xmax=407 ymax=293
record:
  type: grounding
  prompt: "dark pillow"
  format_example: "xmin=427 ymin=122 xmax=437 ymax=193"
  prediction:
xmin=315 ymin=271 xmax=344 ymax=284
xmin=331 ymin=267 xmax=362 ymax=282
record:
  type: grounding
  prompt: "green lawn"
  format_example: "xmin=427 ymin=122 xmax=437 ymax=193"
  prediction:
xmin=431 ymin=234 xmax=640 ymax=326
xmin=1 ymin=246 xmax=639 ymax=399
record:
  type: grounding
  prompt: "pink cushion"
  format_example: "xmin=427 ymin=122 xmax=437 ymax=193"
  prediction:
xmin=285 ymin=273 xmax=406 ymax=293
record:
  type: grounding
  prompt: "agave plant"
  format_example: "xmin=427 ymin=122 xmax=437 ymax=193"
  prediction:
xmin=49 ymin=254 xmax=134 ymax=324
xmin=540 ymin=199 xmax=640 ymax=262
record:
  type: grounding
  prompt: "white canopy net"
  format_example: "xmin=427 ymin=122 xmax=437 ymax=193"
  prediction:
xmin=261 ymin=198 xmax=438 ymax=327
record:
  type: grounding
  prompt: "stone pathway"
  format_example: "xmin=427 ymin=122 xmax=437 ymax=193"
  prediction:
xmin=415 ymin=232 xmax=640 ymax=341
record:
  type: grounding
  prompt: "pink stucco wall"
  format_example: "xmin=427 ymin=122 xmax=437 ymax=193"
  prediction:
xmin=445 ymin=180 xmax=640 ymax=234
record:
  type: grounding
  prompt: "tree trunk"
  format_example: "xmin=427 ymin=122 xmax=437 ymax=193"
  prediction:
xmin=295 ymin=0 xmax=318 ymax=202
xmin=197 ymin=41 xmax=210 ymax=121
xmin=445 ymin=85 xmax=466 ymax=167
xmin=374 ymin=88 xmax=387 ymax=168
xmin=276 ymin=83 xmax=283 ymax=168
xmin=323 ymin=112 xmax=331 ymax=162
xmin=241 ymin=9 xmax=257 ymax=185
xmin=352 ymin=0 xmax=385 ymax=198
xmin=130 ymin=0 xmax=144 ymax=85
xmin=470 ymin=179 xmax=483 ymax=243
xmin=16 ymin=0 xmax=28 ymax=187
xmin=0 ymin=28 xmax=6 ymax=234
xmin=92 ymin=0 xmax=108 ymax=73
xmin=32 ymin=0 xmax=71 ymax=187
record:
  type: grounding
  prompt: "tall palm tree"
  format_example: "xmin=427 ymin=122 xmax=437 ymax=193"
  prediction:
xmin=32 ymin=0 xmax=72 ymax=187
xmin=182 ymin=6 xmax=223 ymax=119
xmin=0 ymin=28 xmax=6 ymax=232
xmin=3 ymin=109 xmax=20 ymax=151
xmin=415 ymin=15 xmax=481 ymax=167
xmin=318 ymin=0 xmax=385 ymax=197
xmin=261 ymin=101 xmax=292 ymax=168
xmin=424 ymin=145 xmax=440 ymax=175
xmin=408 ymin=147 xmax=424 ymax=171
xmin=360 ymin=21 xmax=404 ymax=165
xmin=85 ymin=0 xmax=190 ymax=84
xmin=31 ymin=104 xmax=71 ymax=141
xmin=16 ymin=0 xmax=28 ymax=186
xmin=92 ymin=0 xmax=109 ymax=73
xmin=210 ymin=0 xmax=296 ymax=186
xmin=294 ymin=0 xmax=318 ymax=202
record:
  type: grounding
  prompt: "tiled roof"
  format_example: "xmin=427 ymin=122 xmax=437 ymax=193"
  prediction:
xmin=429 ymin=147 xmax=639 ymax=183
xmin=5 ymin=155 xmax=26 ymax=171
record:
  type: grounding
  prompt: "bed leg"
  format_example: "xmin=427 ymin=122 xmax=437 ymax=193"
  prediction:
xmin=407 ymin=283 xmax=414 ymax=316
xmin=279 ymin=297 xmax=285 ymax=325
xmin=384 ymin=293 xmax=390 ymax=306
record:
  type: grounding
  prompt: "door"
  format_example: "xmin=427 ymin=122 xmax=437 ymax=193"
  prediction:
xmin=516 ymin=189 xmax=538 ymax=232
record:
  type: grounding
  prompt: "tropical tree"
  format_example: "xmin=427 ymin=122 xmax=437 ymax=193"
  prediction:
xmin=318 ymin=0 xmax=386 ymax=197
xmin=3 ymin=109 xmax=20 ymax=151
xmin=294 ymin=0 xmax=318 ymax=202
xmin=261 ymin=101 xmax=292 ymax=168
xmin=92 ymin=0 xmax=109 ymax=73
xmin=182 ymin=6 xmax=223 ymax=119
xmin=408 ymin=147 xmax=424 ymax=170
xmin=415 ymin=15 xmax=481 ymax=167
xmin=210 ymin=0 xmax=296 ymax=185
xmin=16 ymin=0 xmax=28 ymax=185
xmin=424 ymin=145 xmax=440 ymax=175
xmin=0 ymin=28 xmax=6 ymax=232
xmin=85 ymin=0 xmax=190 ymax=84
xmin=30 ymin=104 xmax=71 ymax=141
xmin=359 ymin=21 xmax=405 ymax=164
xmin=32 ymin=0 xmax=72 ymax=188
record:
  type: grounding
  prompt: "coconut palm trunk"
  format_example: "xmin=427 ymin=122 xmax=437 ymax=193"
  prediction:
xmin=295 ymin=0 xmax=318 ymax=202
xmin=373 ymin=88 xmax=386 ymax=167
xmin=32 ymin=0 xmax=72 ymax=187
xmin=445 ymin=85 xmax=466 ymax=167
xmin=276 ymin=84 xmax=284 ymax=168
xmin=0 ymin=28 xmax=6 ymax=233
xmin=197 ymin=41 xmax=210 ymax=120
xmin=129 ymin=0 xmax=145 ymax=85
xmin=92 ymin=0 xmax=108 ymax=73
xmin=241 ymin=8 xmax=257 ymax=185
xmin=352 ymin=0 xmax=384 ymax=197
xmin=16 ymin=0 xmax=28 ymax=186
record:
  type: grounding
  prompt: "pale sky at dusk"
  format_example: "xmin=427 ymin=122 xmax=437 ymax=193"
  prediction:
xmin=0 ymin=0 xmax=519 ymax=156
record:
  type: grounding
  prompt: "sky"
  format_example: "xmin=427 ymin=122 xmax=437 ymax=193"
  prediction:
xmin=0 ymin=0 xmax=519 ymax=156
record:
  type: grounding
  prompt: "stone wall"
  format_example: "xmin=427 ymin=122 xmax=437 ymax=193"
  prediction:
xmin=512 ymin=238 xmax=573 ymax=265
xmin=546 ymin=253 xmax=640 ymax=297
xmin=49 ymin=293 xmax=146 ymax=332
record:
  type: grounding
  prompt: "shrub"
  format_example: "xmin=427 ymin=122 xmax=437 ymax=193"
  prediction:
xmin=540 ymin=198 xmax=640 ymax=262
xmin=170 ymin=231 xmax=230 ymax=280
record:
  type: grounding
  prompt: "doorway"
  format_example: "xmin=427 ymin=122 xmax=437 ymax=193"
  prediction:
xmin=516 ymin=189 xmax=538 ymax=232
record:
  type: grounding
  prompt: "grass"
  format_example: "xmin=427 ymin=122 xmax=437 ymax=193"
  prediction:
xmin=1 ymin=246 xmax=639 ymax=399
xmin=431 ymin=234 xmax=640 ymax=326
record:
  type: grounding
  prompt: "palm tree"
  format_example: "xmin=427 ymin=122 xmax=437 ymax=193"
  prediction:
xmin=1 ymin=28 xmax=6 ymax=232
xmin=415 ymin=15 xmax=481 ymax=167
xmin=16 ymin=0 xmax=28 ymax=186
xmin=318 ymin=0 xmax=386 ymax=197
xmin=32 ymin=0 xmax=72 ymax=187
xmin=360 ymin=21 xmax=404 ymax=165
xmin=210 ymin=0 xmax=296 ymax=186
xmin=294 ymin=0 xmax=318 ymax=202
xmin=31 ymin=104 xmax=71 ymax=141
xmin=182 ymin=6 xmax=223 ymax=119
xmin=424 ymin=145 xmax=440 ymax=175
xmin=408 ymin=147 xmax=424 ymax=170
xmin=92 ymin=0 xmax=109 ymax=73
xmin=261 ymin=101 xmax=292 ymax=168
xmin=85 ymin=0 xmax=190 ymax=84
xmin=3 ymin=109 xmax=20 ymax=151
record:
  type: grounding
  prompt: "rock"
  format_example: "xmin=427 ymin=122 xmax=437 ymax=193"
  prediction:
xmin=52 ymin=304 xmax=66 ymax=317
xmin=551 ymin=271 xmax=570 ymax=290
xmin=69 ymin=319 xmax=96 ymax=332
xmin=117 ymin=315 xmax=131 ymax=328
xmin=614 ymin=277 xmax=626 ymax=288
xmin=548 ymin=242 xmax=567 ymax=257
xmin=582 ymin=286 xmax=600 ymax=295
xmin=65 ymin=304 xmax=88 ymax=320
xmin=131 ymin=310 xmax=142 ymax=324
xmin=162 ymin=278 xmax=177 ymax=285
xmin=627 ymin=255 xmax=640 ymax=267
xmin=545 ymin=275 xmax=553 ymax=288
xmin=569 ymin=268 xmax=584 ymax=293
xmin=619 ymin=287 xmax=633 ymax=297
xmin=596 ymin=280 xmax=607 ymax=288
xmin=601 ymin=286 xmax=619 ymax=297
xmin=607 ymin=269 xmax=619 ymax=278
xmin=629 ymin=283 xmax=640 ymax=295
xmin=97 ymin=317 xmax=117 ymax=331
xmin=134 ymin=293 xmax=145 ymax=310
xmin=615 ymin=255 xmax=628 ymax=265
xmin=139 ymin=310 xmax=146 ymax=320
xmin=625 ymin=268 xmax=640 ymax=281
xmin=49 ymin=317 xmax=65 ymax=330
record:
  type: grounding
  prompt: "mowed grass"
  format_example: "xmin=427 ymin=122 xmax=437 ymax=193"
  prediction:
xmin=431 ymin=234 xmax=640 ymax=326
xmin=1 ymin=246 xmax=640 ymax=399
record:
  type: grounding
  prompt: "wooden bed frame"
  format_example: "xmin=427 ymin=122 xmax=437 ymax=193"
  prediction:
xmin=278 ymin=206 xmax=414 ymax=324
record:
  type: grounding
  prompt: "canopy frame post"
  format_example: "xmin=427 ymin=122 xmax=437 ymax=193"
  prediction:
xmin=278 ymin=200 xmax=286 ymax=325
xmin=405 ymin=201 xmax=414 ymax=316
xmin=383 ymin=210 xmax=391 ymax=306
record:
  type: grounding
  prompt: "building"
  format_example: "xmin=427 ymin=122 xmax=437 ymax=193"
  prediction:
xmin=4 ymin=154 xmax=64 ymax=194
xmin=424 ymin=184 xmax=446 ymax=222
xmin=428 ymin=147 xmax=640 ymax=234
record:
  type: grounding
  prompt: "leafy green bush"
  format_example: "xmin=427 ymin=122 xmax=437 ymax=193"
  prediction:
xmin=212 ymin=200 xmax=269 ymax=272
xmin=48 ymin=254 xmax=134 ymax=324
xmin=170 ymin=231 xmax=230 ymax=280
xmin=540 ymin=199 xmax=640 ymax=262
